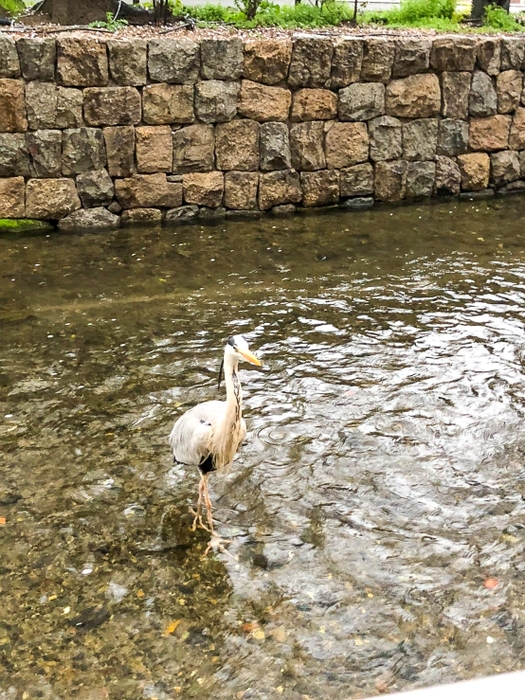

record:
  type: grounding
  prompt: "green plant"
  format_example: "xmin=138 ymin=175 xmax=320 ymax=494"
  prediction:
xmin=360 ymin=0 xmax=459 ymax=28
xmin=0 ymin=0 xmax=25 ymax=16
xmin=88 ymin=11 xmax=129 ymax=30
xmin=482 ymin=3 xmax=522 ymax=30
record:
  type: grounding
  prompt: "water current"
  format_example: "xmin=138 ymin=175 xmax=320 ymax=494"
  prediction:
xmin=2 ymin=198 xmax=525 ymax=699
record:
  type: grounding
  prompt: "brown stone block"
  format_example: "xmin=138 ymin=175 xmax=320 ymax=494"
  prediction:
xmin=393 ymin=38 xmax=431 ymax=78
xmin=259 ymin=169 xmax=302 ymax=210
xmin=290 ymin=121 xmax=326 ymax=171
xmin=26 ymin=177 xmax=80 ymax=219
xmin=243 ymin=39 xmax=292 ymax=85
xmin=0 ymin=79 xmax=27 ymax=132
xmin=224 ymin=171 xmax=259 ymax=209
xmin=238 ymin=80 xmax=291 ymax=122
xmin=457 ymin=153 xmax=490 ymax=191
xmin=361 ymin=38 xmax=395 ymax=83
xmin=430 ymin=37 xmax=477 ymax=72
xmin=215 ymin=120 xmax=259 ymax=171
xmin=143 ymin=83 xmax=194 ymax=125
xmin=301 ymin=169 xmax=339 ymax=207
xmin=441 ymin=72 xmax=471 ymax=119
xmin=288 ymin=36 xmax=333 ymax=88
xmin=116 ymin=173 xmax=182 ymax=208
xmin=136 ymin=126 xmax=173 ymax=173
xmin=291 ymin=89 xmax=337 ymax=122
xmin=510 ymin=108 xmax=525 ymax=150
xmin=172 ymin=124 xmax=215 ymax=173
xmin=25 ymin=82 xmax=83 ymax=130
xmin=108 ymin=39 xmax=147 ymax=86
xmin=121 ymin=208 xmax=163 ymax=225
xmin=103 ymin=126 xmax=135 ymax=177
xmin=477 ymin=38 xmax=501 ymax=76
xmin=183 ymin=172 xmax=224 ymax=208
xmin=497 ymin=71 xmax=523 ymax=114
xmin=0 ymin=177 xmax=24 ymax=218
xmin=501 ymin=37 xmax=525 ymax=71
xmin=340 ymin=163 xmax=374 ymax=197
xmin=57 ymin=37 xmax=108 ymax=87
xmin=331 ymin=38 xmax=363 ymax=88
xmin=385 ymin=74 xmax=440 ymax=119
xmin=325 ymin=121 xmax=368 ymax=169
xmin=469 ymin=115 xmax=511 ymax=151
xmin=374 ymin=160 xmax=407 ymax=202
xmin=84 ymin=87 xmax=141 ymax=127
xmin=58 ymin=208 xmax=120 ymax=230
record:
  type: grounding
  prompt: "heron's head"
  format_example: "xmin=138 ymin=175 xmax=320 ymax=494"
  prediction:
xmin=226 ymin=335 xmax=262 ymax=367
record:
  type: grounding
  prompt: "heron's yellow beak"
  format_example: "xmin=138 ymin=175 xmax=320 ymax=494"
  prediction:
xmin=238 ymin=348 xmax=262 ymax=366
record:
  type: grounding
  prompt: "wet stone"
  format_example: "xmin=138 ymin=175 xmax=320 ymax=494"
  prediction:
xmin=17 ymin=38 xmax=55 ymax=81
xmin=338 ymin=82 xmax=385 ymax=121
xmin=0 ymin=133 xmax=30 ymax=177
xmin=58 ymin=207 xmax=120 ymax=231
xmin=260 ymin=122 xmax=291 ymax=171
xmin=469 ymin=71 xmax=497 ymax=118
xmin=0 ymin=36 xmax=20 ymax=78
xmin=165 ymin=204 xmax=199 ymax=222
xmin=437 ymin=119 xmax=469 ymax=157
xmin=402 ymin=118 xmax=438 ymax=161
xmin=26 ymin=130 xmax=61 ymax=178
xmin=259 ymin=169 xmax=302 ymax=210
xmin=200 ymin=38 xmax=243 ymax=80
xmin=172 ymin=124 xmax=215 ymax=173
xmin=288 ymin=36 xmax=334 ymax=88
xmin=108 ymin=39 xmax=147 ymax=86
xmin=243 ymin=38 xmax=292 ymax=86
xmin=459 ymin=188 xmax=494 ymax=199
xmin=290 ymin=121 xmax=326 ymax=171
xmin=393 ymin=37 xmax=432 ymax=78
xmin=122 ymin=208 xmax=163 ymax=225
xmin=148 ymin=38 xmax=200 ymax=84
xmin=103 ymin=126 xmax=135 ymax=178
xmin=369 ymin=116 xmax=402 ymax=162
xmin=341 ymin=196 xmax=374 ymax=210
xmin=198 ymin=205 xmax=227 ymax=220
xmin=195 ymin=81 xmax=238 ymax=124
xmin=375 ymin=160 xmax=407 ymax=202
xmin=435 ymin=155 xmax=461 ymax=195
xmin=61 ymin=128 xmax=106 ymax=176
xmin=406 ymin=160 xmax=436 ymax=199
xmin=76 ymin=168 xmax=114 ymax=208
xmin=340 ymin=163 xmax=374 ymax=197
xmin=361 ymin=38 xmax=395 ymax=83
xmin=491 ymin=150 xmax=521 ymax=187
xmin=331 ymin=38 xmax=363 ymax=88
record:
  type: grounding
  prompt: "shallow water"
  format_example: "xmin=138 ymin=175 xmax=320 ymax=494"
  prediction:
xmin=2 ymin=199 xmax=525 ymax=700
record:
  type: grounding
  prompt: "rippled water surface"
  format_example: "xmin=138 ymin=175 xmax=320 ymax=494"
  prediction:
xmin=3 ymin=199 xmax=525 ymax=699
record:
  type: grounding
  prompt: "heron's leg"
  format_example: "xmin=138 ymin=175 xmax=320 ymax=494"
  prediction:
xmin=190 ymin=474 xmax=209 ymax=532
xmin=201 ymin=477 xmax=233 ymax=557
xmin=202 ymin=474 xmax=215 ymax=533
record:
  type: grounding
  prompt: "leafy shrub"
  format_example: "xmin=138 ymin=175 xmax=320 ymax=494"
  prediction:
xmin=482 ymin=3 xmax=521 ymax=30
xmin=88 ymin=12 xmax=129 ymax=30
xmin=0 ymin=0 xmax=25 ymax=16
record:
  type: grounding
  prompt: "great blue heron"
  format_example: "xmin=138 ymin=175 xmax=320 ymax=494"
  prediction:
xmin=169 ymin=335 xmax=262 ymax=545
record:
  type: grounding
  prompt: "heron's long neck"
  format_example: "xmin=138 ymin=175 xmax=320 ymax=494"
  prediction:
xmin=223 ymin=351 xmax=242 ymax=428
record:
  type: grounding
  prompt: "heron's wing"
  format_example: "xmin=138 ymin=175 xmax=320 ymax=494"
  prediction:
xmin=169 ymin=400 xmax=225 ymax=466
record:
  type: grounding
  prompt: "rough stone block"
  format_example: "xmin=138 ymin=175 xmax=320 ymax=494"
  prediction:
xmin=148 ymin=38 xmax=199 ymax=84
xmin=116 ymin=173 xmax=183 ymax=208
xmin=477 ymin=38 xmax=501 ymax=76
xmin=361 ymin=38 xmax=395 ymax=82
xmin=510 ymin=108 xmax=525 ymax=150
xmin=369 ymin=115 xmax=402 ymax=162
xmin=84 ymin=87 xmax=141 ymax=126
xmin=338 ymin=82 xmax=384 ymax=121
xmin=291 ymin=89 xmax=337 ymax=122
xmin=136 ymin=125 xmax=173 ymax=173
xmin=288 ymin=36 xmax=333 ymax=88
xmin=340 ymin=163 xmax=374 ymax=197
xmin=325 ymin=121 xmax=368 ymax=169
xmin=469 ymin=71 xmax=497 ymax=117
xmin=103 ymin=126 xmax=135 ymax=177
xmin=301 ymin=169 xmax=339 ymax=207
xmin=259 ymin=169 xmax=302 ymax=210
xmin=195 ymin=80 xmax=238 ymax=124
xmin=165 ymin=205 xmax=199 ymax=222
xmin=406 ymin=161 xmax=435 ymax=199
xmin=224 ymin=171 xmax=259 ymax=209
xmin=172 ymin=124 xmax=215 ymax=173
xmin=215 ymin=120 xmax=259 ymax=171
xmin=393 ymin=38 xmax=431 ymax=78
xmin=61 ymin=128 xmax=106 ymax=176
xmin=437 ymin=119 xmax=469 ymax=157
xmin=402 ymin=118 xmax=438 ymax=160
xmin=122 ymin=208 xmax=163 ymax=225
xmin=76 ymin=168 xmax=114 ymax=207
xmin=374 ymin=160 xmax=407 ymax=202
xmin=201 ymin=38 xmax=243 ymax=80
xmin=441 ymin=72 xmax=471 ymax=119
xmin=435 ymin=155 xmax=461 ymax=195
xmin=243 ymin=39 xmax=292 ymax=85
xmin=183 ymin=172 xmax=224 ymax=207
xmin=331 ymin=38 xmax=363 ymax=88
xmin=57 ymin=37 xmax=108 ymax=87
xmin=260 ymin=122 xmax=291 ymax=171
xmin=17 ymin=38 xmax=56 ymax=82
xmin=491 ymin=150 xmax=520 ymax=186
xmin=290 ymin=121 xmax=326 ymax=171
xmin=0 ymin=36 xmax=20 ymax=78
xmin=26 ymin=130 xmax=61 ymax=178
xmin=430 ymin=37 xmax=477 ymax=72
xmin=501 ymin=38 xmax=525 ymax=71
xmin=385 ymin=74 xmax=440 ymax=118
xmin=25 ymin=82 xmax=83 ymax=130
xmin=521 ymin=150 xmax=525 ymax=177
xmin=238 ymin=80 xmax=291 ymax=122
xmin=108 ymin=39 xmax=147 ymax=86
xmin=26 ymin=177 xmax=80 ymax=219
xmin=58 ymin=207 xmax=120 ymax=230
xmin=469 ymin=115 xmax=511 ymax=151
xmin=143 ymin=83 xmax=194 ymax=125
xmin=0 ymin=133 xmax=29 ymax=177
xmin=497 ymin=71 xmax=522 ymax=114
xmin=457 ymin=153 xmax=490 ymax=191
xmin=0 ymin=177 xmax=24 ymax=217
xmin=0 ymin=79 xmax=27 ymax=132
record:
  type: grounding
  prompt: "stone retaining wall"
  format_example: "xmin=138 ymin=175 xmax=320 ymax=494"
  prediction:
xmin=1 ymin=33 xmax=525 ymax=229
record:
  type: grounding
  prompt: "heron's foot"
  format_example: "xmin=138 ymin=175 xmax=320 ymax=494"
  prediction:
xmin=203 ymin=531 xmax=233 ymax=558
xmin=189 ymin=507 xmax=212 ymax=533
